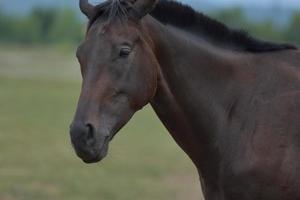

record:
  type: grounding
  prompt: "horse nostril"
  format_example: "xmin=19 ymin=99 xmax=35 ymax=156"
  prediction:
xmin=70 ymin=122 xmax=96 ymax=142
xmin=85 ymin=123 xmax=95 ymax=140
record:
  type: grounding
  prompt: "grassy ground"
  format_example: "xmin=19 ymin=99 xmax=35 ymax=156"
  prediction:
xmin=0 ymin=46 xmax=203 ymax=200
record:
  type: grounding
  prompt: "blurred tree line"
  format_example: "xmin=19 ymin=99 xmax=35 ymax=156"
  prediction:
xmin=0 ymin=7 xmax=84 ymax=45
xmin=0 ymin=6 xmax=299 ymax=45
xmin=212 ymin=8 xmax=300 ymax=45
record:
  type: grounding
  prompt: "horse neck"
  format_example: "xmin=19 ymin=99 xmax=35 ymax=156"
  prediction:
xmin=145 ymin=17 xmax=244 ymax=169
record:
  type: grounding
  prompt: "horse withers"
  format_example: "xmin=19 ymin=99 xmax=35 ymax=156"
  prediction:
xmin=70 ymin=0 xmax=300 ymax=199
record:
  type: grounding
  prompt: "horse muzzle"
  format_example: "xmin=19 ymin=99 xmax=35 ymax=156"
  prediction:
xmin=70 ymin=122 xmax=110 ymax=163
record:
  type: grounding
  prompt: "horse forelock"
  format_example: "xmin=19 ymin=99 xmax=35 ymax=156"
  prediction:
xmin=87 ymin=0 xmax=132 ymax=30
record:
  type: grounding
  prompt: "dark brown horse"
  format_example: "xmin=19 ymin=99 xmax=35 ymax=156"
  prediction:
xmin=70 ymin=0 xmax=300 ymax=199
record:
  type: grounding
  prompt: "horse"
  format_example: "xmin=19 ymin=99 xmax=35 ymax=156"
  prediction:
xmin=70 ymin=0 xmax=300 ymax=199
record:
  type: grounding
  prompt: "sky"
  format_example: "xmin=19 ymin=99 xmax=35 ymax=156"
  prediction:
xmin=203 ymin=0 xmax=300 ymax=7
xmin=1 ymin=0 xmax=300 ymax=15
xmin=92 ymin=0 xmax=300 ymax=8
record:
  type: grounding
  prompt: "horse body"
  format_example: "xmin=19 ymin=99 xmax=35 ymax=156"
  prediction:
xmin=146 ymin=16 xmax=300 ymax=199
xmin=71 ymin=0 xmax=300 ymax=199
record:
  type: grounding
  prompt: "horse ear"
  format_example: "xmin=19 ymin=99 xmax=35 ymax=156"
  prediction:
xmin=130 ymin=0 xmax=159 ymax=19
xmin=79 ymin=0 xmax=96 ymax=20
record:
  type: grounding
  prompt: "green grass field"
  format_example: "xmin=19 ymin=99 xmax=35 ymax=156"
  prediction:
xmin=0 ymin=46 xmax=202 ymax=200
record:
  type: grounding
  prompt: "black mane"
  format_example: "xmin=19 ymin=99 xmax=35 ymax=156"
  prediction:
xmin=150 ymin=0 xmax=297 ymax=52
xmin=89 ymin=0 xmax=297 ymax=53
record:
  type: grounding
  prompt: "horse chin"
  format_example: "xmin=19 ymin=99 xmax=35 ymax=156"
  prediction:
xmin=79 ymin=142 xmax=109 ymax=164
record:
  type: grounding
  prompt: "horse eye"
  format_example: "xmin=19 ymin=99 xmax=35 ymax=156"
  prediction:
xmin=119 ymin=46 xmax=132 ymax=58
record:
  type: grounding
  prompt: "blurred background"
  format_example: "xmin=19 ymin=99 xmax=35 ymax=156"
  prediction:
xmin=0 ymin=0 xmax=299 ymax=200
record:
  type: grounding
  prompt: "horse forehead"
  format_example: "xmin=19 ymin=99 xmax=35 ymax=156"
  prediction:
xmin=89 ymin=18 xmax=126 ymax=32
xmin=104 ymin=24 xmax=137 ymax=38
xmin=88 ymin=21 xmax=108 ymax=36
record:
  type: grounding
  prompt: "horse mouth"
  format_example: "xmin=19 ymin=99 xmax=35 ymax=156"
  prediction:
xmin=72 ymin=141 xmax=109 ymax=164
xmin=82 ymin=151 xmax=107 ymax=163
